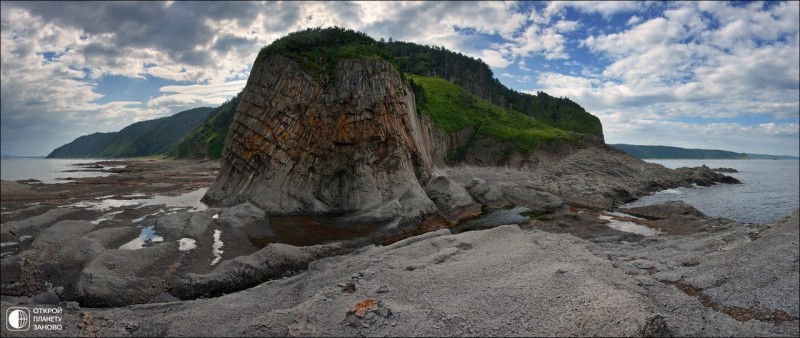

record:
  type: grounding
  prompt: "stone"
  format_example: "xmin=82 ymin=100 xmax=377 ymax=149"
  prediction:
xmin=425 ymin=175 xmax=477 ymax=212
xmin=465 ymin=178 xmax=508 ymax=208
xmin=76 ymin=242 xmax=179 ymax=307
xmin=217 ymin=202 xmax=265 ymax=228
xmin=1 ymin=208 xmax=82 ymax=239
xmin=30 ymin=220 xmax=94 ymax=249
xmin=641 ymin=315 xmax=672 ymax=337
xmin=502 ymin=185 xmax=563 ymax=213
xmin=620 ymin=201 xmax=704 ymax=220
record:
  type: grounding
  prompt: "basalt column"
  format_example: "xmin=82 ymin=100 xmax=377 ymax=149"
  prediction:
xmin=203 ymin=55 xmax=436 ymax=222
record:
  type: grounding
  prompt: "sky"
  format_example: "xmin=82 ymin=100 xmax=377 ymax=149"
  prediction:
xmin=1 ymin=1 xmax=798 ymax=157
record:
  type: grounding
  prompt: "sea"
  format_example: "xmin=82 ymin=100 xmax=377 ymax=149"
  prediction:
xmin=2 ymin=157 xmax=799 ymax=225
xmin=0 ymin=157 xmax=121 ymax=184
xmin=623 ymin=159 xmax=800 ymax=224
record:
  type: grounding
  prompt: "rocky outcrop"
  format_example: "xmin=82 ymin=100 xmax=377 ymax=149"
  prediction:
xmin=675 ymin=165 xmax=741 ymax=185
xmin=619 ymin=201 xmax=704 ymax=220
xmin=18 ymin=212 xmax=795 ymax=336
xmin=204 ymin=55 xmax=436 ymax=224
xmin=423 ymin=176 xmax=481 ymax=223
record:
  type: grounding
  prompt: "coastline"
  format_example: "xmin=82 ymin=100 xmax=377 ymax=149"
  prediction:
xmin=1 ymin=158 xmax=797 ymax=336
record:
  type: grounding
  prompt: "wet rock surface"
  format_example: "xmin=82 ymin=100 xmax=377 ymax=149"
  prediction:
xmin=5 ymin=212 xmax=795 ymax=337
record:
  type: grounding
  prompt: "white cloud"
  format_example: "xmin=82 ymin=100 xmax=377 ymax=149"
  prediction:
xmin=626 ymin=15 xmax=642 ymax=26
xmin=147 ymin=81 xmax=246 ymax=111
xmin=548 ymin=1 xmax=646 ymax=19
xmin=0 ymin=1 xmax=797 ymax=157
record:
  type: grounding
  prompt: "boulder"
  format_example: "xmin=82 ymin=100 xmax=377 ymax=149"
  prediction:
xmin=465 ymin=178 xmax=509 ymax=208
xmin=619 ymin=201 xmax=704 ymax=220
xmin=30 ymin=220 xmax=95 ymax=249
xmin=502 ymin=185 xmax=563 ymax=213
xmin=77 ymin=242 xmax=179 ymax=307
xmin=170 ymin=243 xmax=347 ymax=299
xmin=1 ymin=208 xmax=81 ymax=238
xmin=425 ymin=176 xmax=481 ymax=223
xmin=217 ymin=202 xmax=265 ymax=228
xmin=675 ymin=165 xmax=741 ymax=186
xmin=154 ymin=212 xmax=213 ymax=240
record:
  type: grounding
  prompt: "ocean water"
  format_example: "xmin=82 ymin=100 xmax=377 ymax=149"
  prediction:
xmin=3 ymin=157 xmax=797 ymax=225
xmin=623 ymin=159 xmax=800 ymax=224
xmin=0 ymin=157 xmax=121 ymax=183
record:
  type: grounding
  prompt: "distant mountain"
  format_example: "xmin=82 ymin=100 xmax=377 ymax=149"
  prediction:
xmin=745 ymin=153 xmax=800 ymax=160
xmin=47 ymin=107 xmax=214 ymax=158
xmin=611 ymin=144 xmax=798 ymax=160
xmin=172 ymin=93 xmax=241 ymax=159
xmin=611 ymin=144 xmax=747 ymax=159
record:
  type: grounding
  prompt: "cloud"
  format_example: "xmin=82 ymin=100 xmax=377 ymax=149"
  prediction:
xmin=0 ymin=1 xmax=797 ymax=157
xmin=147 ymin=81 xmax=246 ymax=111
xmin=547 ymin=1 xmax=647 ymax=19
xmin=601 ymin=118 xmax=799 ymax=156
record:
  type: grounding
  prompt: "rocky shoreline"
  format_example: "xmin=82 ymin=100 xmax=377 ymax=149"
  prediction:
xmin=2 ymin=153 xmax=796 ymax=337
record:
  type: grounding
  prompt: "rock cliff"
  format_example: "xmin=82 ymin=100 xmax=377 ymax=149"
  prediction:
xmin=203 ymin=55 xmax=437 ymax=224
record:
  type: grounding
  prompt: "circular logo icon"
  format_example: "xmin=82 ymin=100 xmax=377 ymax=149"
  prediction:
xmin=6 ymin=308 xmax=30 ymax=331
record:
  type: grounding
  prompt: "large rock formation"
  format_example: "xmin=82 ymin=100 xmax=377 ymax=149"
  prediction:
xmin=203 ymin=55 xmax=437 ymax=223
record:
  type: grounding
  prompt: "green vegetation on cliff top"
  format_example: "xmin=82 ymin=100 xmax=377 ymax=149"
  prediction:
xmin=172 ymin=28 xmax=603 ymax=160
xmin=256 ymin=27 xmax=393 ymax=83
xmin=385 ymin=41 xmax=603 ymax=136
xmin=411 ymin=75 xmax=573 ymax=154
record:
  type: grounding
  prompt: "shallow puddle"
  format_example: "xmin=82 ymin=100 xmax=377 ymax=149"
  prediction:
xmin=598 ymin=214 xmax=660 ymax=236
xmin=119 ymin=226 xmax=164 ymax=250
xmin=211 ymin=230 xmax=224 ymax=265
xmin=65 ymin=188 xmax=209 ymax=212
xmin=247 ymin=216 xmax=383 ymax=248
xmin=179 ymin=238 xmax=197 ymax=252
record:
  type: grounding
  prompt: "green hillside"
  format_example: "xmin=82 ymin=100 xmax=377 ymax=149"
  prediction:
xmin=385 ymin=41 xmax=603 ymax=137
xmin=410 ymin=75 xmax=572 ymax=154
xmin=611 ymin=144 xmax=749 ymax=159
xmin=47 ymin=107 xmax=213 ymax=158
xmin=173 ymin=93 xmax=241 ymax=159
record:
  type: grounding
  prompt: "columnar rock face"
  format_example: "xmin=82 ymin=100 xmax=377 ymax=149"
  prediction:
xmin=203 ymin=55 xmax=437 ymax=222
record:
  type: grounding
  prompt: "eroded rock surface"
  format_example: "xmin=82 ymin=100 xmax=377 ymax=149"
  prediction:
xmin=12 ymin=213 xmax=794 ymax=337
xmin=204 ymin=55 xmax=436 ymax=224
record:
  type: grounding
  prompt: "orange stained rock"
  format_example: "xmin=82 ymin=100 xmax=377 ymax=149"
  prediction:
xmin=351 ymin=298 xmax=379 ymax=318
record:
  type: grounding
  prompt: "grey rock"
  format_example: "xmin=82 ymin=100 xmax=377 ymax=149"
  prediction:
xmin=217 ymin=202 xmax=265 ymax=227
xmin=170 ymin=243 xmax=348 ymax=299
xmin=465 ymin=178 xmax=508 ymax=208
xmin=84 ymin=227 xmax=140 ymax=249
xmin=620 ymin=201 xmax=704 ymax=220
xmin=33 ymin=291 xmax=60 ymax=305
xmin=77 ymin=242 xmax=179 ymax=307
xmin=30 ymin=220 xmax=94 ymax=250
xmin=502 ymin=185 xmax=563 ymax=213
xmin=155 ymin=212 xmax=212 ymax=240
xmin=425 ymin=176 xmax=477 ymax=211
xmin=1 ymin=208 xmax=81 ymax=238
xmin=652 ymin=272 xmax=681 ymax=283
xmin=641 ymin=315 xmax=672 ymax=337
